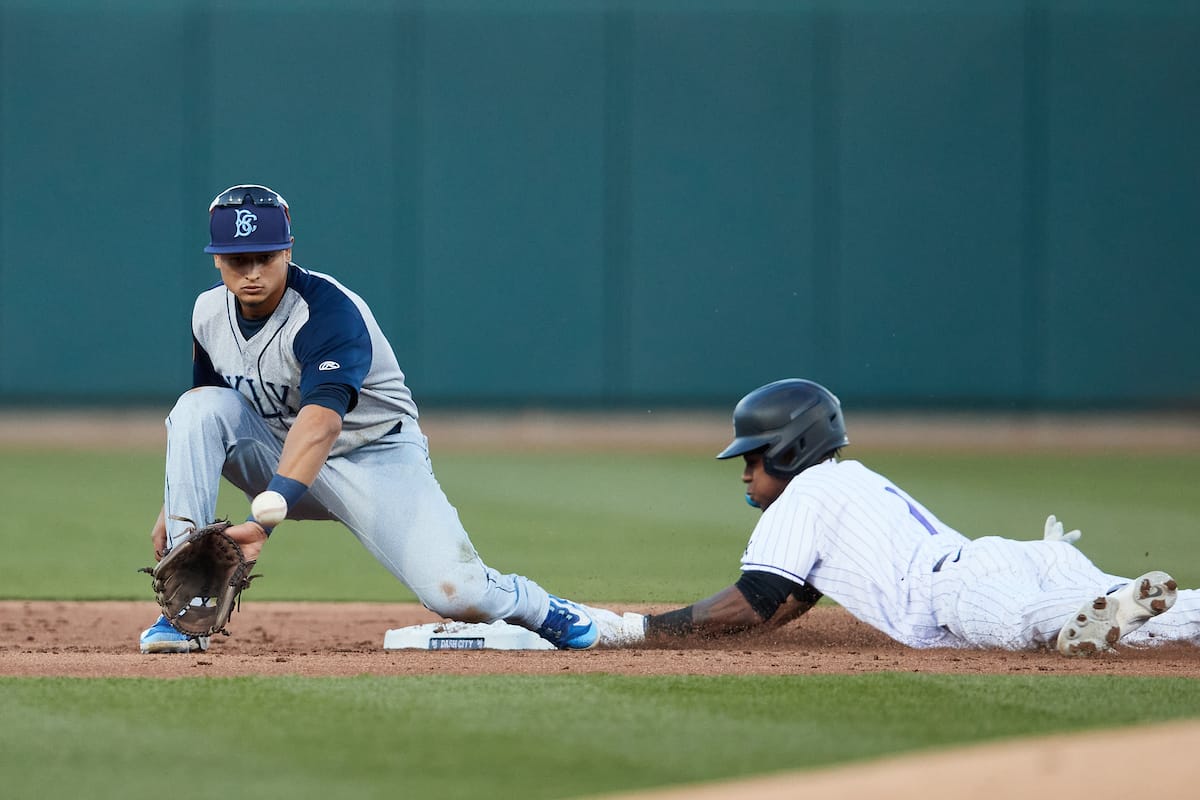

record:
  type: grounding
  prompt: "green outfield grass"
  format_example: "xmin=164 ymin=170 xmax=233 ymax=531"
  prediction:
xmin=0 ymin=448 xmax=1198 ymax=600
xmin=3 ymin=673 xmax=1200 ymax=800
xmin=1 ymin=446 xmax=1199 ymax=799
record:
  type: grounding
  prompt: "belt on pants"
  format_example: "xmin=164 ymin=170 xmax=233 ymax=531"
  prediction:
xmin=385 ymin=419 xmax=404 ymax=436
xmin=932 ymin=547 xmax=962 ymax=573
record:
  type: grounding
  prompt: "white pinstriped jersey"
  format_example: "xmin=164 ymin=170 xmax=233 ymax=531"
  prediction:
xmin=741 ymin=459 xmax=971 ymax=648
xmin=191 ymin=263 xmax=417 ymax=457
xmin=739 ymin=458 xmax=1200 ymax=650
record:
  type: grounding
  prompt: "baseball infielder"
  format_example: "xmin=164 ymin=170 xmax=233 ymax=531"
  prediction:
xmin=139 ymin=184 xmax=598 ymax=653
xmin=589 ymin=379 xmax=1200 ymax=655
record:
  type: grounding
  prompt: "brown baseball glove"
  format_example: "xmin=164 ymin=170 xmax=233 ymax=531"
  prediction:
xmin=140 ymin=518 xmax=259 ymax=637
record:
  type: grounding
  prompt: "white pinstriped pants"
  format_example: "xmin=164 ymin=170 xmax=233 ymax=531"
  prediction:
xmin=931 ymin=536 xmax=1200 ymax=649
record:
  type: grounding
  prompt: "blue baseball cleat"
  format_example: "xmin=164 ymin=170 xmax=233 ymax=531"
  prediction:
xmin=139 ymin=614 xmax=210 ymax=654
xmin=536 ymin=596 xmax=599 ymax=649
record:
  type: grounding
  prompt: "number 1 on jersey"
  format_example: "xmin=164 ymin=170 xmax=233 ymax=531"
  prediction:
xmin=885 ymin=487 xmax=939 ymax=536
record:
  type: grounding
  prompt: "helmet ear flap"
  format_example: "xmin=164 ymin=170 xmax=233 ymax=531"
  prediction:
xmin=764 ymin=436 xmax=806 ymax=478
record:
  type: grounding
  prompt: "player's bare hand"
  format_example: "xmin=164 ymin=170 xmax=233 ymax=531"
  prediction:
xmin=151 ymin=508 xmax=169 ymax=561
xmin=1043 ymin=514 xmax=1082 ymax=545
xmin=224 ymin=520 xmax=270 ymax=563
xmin=151 ymin=527 xmax=168 ymax=561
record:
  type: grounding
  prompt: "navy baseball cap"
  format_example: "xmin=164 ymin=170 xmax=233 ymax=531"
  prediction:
xmin=204 ymin=184 xmax=293 ymax=254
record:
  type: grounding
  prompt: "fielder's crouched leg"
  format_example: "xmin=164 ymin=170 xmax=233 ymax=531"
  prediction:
xmin=413 ymin=566 xmax=597 ymax=650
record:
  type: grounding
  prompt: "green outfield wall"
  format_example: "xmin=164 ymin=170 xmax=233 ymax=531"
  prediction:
xmin=0 ymin=0 xmax=1196 ymax=409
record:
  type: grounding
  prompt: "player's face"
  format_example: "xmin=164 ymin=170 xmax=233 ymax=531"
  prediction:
xmin=213 ymin=248 xmax=291 ymax=319
xmin=741 ymin=452 xmax=789 ymax=510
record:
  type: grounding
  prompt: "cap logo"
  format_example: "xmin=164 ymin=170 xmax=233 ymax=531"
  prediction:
xmin=234 ymin=208 xmax=258 ymax=239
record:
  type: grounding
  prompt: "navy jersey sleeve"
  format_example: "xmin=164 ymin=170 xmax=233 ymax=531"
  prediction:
xmin=291 ymin=284 xmax=373 ymax=401
xmin=192 ymin=336 xmax=228 ymax=388
xmin=303 ymin=382 xmax=356 ymax=416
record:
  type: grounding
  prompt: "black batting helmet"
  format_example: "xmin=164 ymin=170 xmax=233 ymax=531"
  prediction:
xmin=716 ymin=379 xmax=850 ymax=478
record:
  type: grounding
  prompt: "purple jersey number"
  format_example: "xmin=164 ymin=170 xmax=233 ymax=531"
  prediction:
xmin=885 ymin=487 xmax=939 ymax=536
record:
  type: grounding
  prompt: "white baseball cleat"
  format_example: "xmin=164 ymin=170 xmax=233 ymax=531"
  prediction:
xmin=1057 ymin=571 xmax=1177 ymax=656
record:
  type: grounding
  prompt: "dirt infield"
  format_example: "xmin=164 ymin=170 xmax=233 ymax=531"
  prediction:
xmin=4 ymin=600 xmax=1199 ymax=679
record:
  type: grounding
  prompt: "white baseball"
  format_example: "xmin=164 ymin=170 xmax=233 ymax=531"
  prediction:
xmin=251 ymin=490 xmax=288 ymax=527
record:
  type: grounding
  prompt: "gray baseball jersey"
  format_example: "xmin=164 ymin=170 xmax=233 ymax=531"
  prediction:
xmin=191 ymin=263 xmax=415 ymax=456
